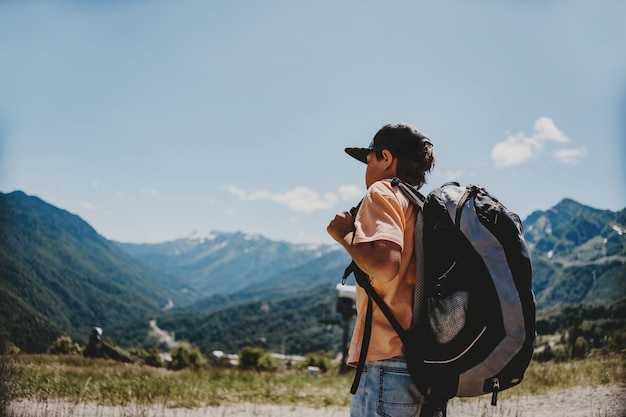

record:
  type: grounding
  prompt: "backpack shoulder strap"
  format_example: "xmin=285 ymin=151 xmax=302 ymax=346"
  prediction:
xmin=346 ymin=262 xmax=409 ymax=339
xmin=344 ymin=261 xmax=410 ymax=394
xmin=450 ymin=183 xmax=480 ymax=228
xmin=390 ymin=178 xmax=425 ymax=209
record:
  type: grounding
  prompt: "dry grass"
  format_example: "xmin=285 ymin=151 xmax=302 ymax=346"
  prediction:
xmin=2 ymin=353 xmax=625 ymax=417
xmin=5 ymin=355 xmax=353 ymax=409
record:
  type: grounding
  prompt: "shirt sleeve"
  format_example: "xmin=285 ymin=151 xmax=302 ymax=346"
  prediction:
xmin=352 ymin=181 xmax=406 ymax=249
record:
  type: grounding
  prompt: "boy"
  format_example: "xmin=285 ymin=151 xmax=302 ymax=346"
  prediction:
xmin=327 ymin=123 xmax=436 ymax=417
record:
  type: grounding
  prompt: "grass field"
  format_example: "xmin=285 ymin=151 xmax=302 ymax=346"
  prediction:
xmin=1 ymin=353 xmax=625 ymax=416
xmin=3 ymin=354 xmax=353 ymax=409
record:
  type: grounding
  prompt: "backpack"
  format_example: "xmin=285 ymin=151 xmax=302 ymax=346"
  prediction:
xmin=343 ymin=179 xmax=535 ymax=409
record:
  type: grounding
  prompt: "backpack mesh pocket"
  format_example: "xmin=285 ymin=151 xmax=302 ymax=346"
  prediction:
xmin=427 ymin=290 xmax=470 ymax=344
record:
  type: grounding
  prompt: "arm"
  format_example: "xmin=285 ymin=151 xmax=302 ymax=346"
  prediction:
xmin=327 ymin=211 xmax=401 ymax=283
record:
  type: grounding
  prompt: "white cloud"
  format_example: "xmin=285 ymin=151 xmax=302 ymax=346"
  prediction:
xmin=533 ymin=117 xmax=569 ymax=143
xmin=249 ymin=187 xmax=338 ymax=213
xmin=225 ymin=184 xmax=362 ymax=213
xmin=78 ymin=199 xmax=96 ymax=210
xmin=554 ymin=147 xmax=587 ymax=164
xmin=491 ymin=134 xmax=538 ymax=167
xmin=337 ymin=184 xmax=363 ymax=201
xmin=224 ymin=185 xmax=246 ymax=199
xmin=90 ymin=180 xmax=100 ymax=188
xmin=491 ymin=117 xmax=573 ymax=167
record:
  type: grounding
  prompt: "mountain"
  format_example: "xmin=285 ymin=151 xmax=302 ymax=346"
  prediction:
xmin=106 ymin=242 xmax=355 ymax=353
xmin=1 ymin=189 xmax=624 ymax=355
xmin=117 ymin=198 xmax=625 ymax=312
xmin=109 ymin=282 xmax=345 ymax=356
xmin=524 ymin=198 xmax=625 ymax=262
xmin=522 ymin=199 xmax=625 ymax=307
xmin=115 ymin=232 xmax=339 ymax=296
xmin=161 ymin=283 xmax=344 ymax=356
xmin=176 ymin=248 xmax=352 ymax=314
xmin=128 ymin=198 xmax=624 ymax=356
xmin=0 ymin=285 xmax=60 ymax=353
xmin=0 ymin=191 xmax=192 ymax=352
xmin=110 ymin=198 xmax=624 ymax=356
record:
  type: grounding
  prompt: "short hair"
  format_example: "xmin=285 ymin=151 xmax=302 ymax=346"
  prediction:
xmin=375 ymin=141 xmax=435 ymax=189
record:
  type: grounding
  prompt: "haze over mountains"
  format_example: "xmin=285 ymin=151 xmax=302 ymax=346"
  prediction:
xmin=116 ymin=231 xmax=339 ymax=297
xmin=0 ymin=190 xmax=624 ymax=354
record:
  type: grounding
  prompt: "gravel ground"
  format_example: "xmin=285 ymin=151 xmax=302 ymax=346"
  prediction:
xmin=8 ymin=384 xmax=625 ymax=417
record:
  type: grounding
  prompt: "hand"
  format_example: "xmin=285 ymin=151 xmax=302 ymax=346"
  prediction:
xmin=327 ymin=211 xmax=354 ymax=244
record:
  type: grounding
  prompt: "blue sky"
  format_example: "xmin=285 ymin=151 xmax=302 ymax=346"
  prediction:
xmin=1 ymin=0 xmax=624 ymax=244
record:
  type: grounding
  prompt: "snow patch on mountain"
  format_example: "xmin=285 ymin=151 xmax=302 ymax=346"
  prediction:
xmin=187 ymin=231 xmax=218 ymax=243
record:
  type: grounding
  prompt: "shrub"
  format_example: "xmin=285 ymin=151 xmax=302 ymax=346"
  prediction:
xmin=239 ymin=346 xmax=264 ymax=370
xmin=572 ymin=336 xmax=591 ymax=358
xmin=47 ymin=336 xmax=81 ymax=355
xmin=304 ymin=350 xmax=332 ymax=373
xmin=533 ymin=343 xmax=555 ymax=363
xmin=128 ymin=347 xmax=164 ymax=368
xmin=168 ymin=342 xmax=205 ymax=370
xmin=208 ymin=351 xmax=233 ymax=368
xmin=0 ymin=333 xmax=20 ymax=356
xmin=238 ymin=346 xmax=279 ymax=371
xmin=256 ymin=353 xmax=279 ymax=372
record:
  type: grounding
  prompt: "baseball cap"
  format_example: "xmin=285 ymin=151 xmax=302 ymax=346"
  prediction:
xmin=345 ymin=123 xmax=432 ymax=164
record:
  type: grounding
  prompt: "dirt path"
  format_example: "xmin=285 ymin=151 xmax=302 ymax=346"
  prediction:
xmin=8 ymin=384 xmax=625 ymax=417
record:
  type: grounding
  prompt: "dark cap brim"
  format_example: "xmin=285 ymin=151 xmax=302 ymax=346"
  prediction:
xmin=345 ymin=147 xmax=370 ymax=164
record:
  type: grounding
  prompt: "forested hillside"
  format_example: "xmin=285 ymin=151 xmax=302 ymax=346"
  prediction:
xmin=0 ymin=191 xmax=188 ymax=352
xmin=0 ymin=190 xmax=623 ymax=355
xmin=116 ymin=232 xmax=338 ymax=297
xmin=525 ymin=199 xmax=625 ymax=308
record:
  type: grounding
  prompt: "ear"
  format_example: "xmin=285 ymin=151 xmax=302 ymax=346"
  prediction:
xmin=381 ymin=149 xmax=397 ymax=170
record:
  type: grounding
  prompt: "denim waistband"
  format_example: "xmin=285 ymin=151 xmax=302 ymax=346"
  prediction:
xmin=365 ymin=355 xmax=407 ymax=367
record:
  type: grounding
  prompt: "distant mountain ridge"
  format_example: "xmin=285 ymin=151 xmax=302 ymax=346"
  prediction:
xmin=116 ymin=197 xmax=625 ymax=310
xmin=524 ymin=198 xmax=624 ymax=258
xmin=175 ymin=248 xmax=351 ymax=315
xmin=522 ymin=198 xmax=625 ymax=308
xmin=0 ymin=189 xmax=624 ymax=354
xmin=115 ymin=231 xmax=338 ymax=297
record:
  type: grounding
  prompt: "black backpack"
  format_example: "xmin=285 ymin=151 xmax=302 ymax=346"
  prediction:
xmin=343 ymin=179 xmax=535 ymax=409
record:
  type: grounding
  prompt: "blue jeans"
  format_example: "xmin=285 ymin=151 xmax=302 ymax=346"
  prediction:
xmin=350 ymin=357 xmax=424 ymax=417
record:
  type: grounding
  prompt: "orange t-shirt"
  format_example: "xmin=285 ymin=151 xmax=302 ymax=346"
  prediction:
xmin=347 ymin=180 xmax=417 ymax=366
